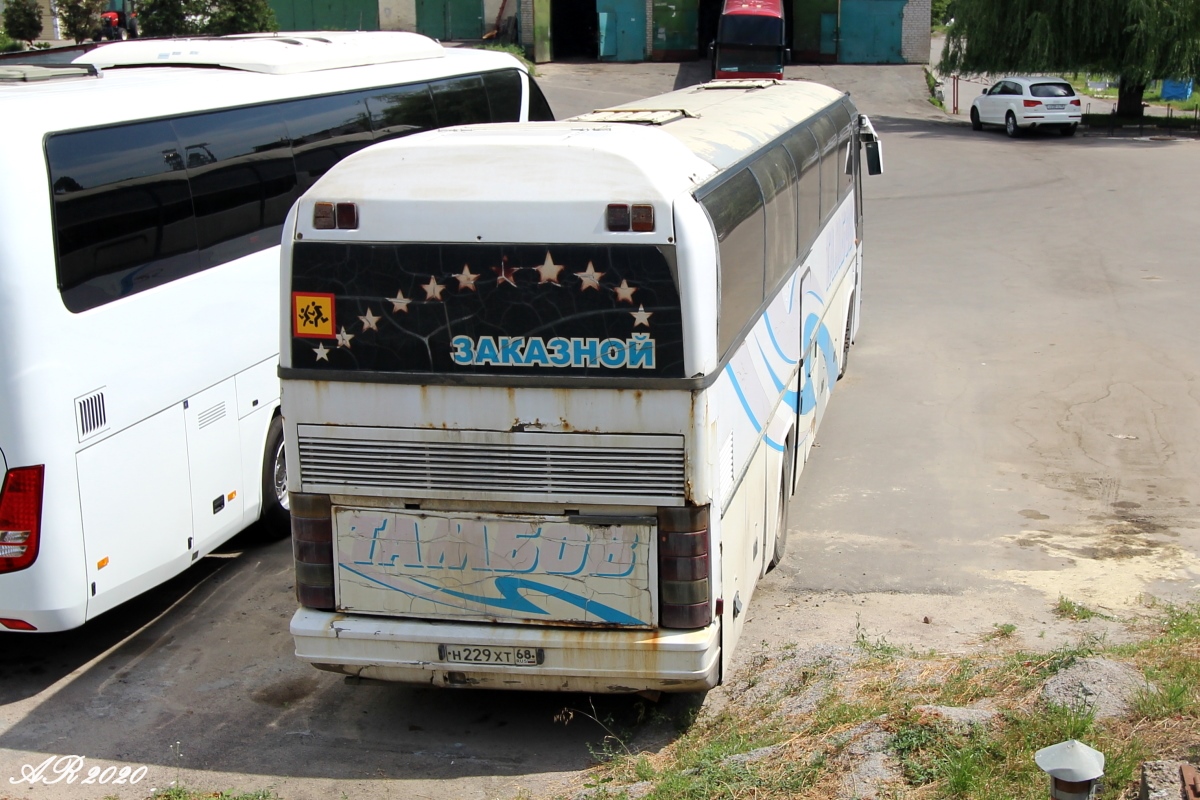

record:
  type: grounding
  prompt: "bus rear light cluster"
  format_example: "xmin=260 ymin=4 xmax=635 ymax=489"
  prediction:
xmin=0 ymin=465 xmax=44 ymax=575
xmin=657 ymin=505 xmax=711 ymax=629
xmin=313 ymin=202 xmax=358 ymax=230
xmin=291 ymin=492 xmax=335 ymax=610
xmin=607 ymin=203 xmax=655 ymax=232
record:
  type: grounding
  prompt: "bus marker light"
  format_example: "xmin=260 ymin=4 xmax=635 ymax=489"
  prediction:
xmin=336 ymin=203 xmax=358 ymax=230
xmin=631 ymin=204 xmax=655 ymax=232
xmin=0 ymin=618 xmax=36 ymax=631
xmin=0 ymin=465 xmax=44 ymax=574
xmin=97 ymin=557 xmax=109 ymax=569
xmin=606 ymin=204 xmax=631 ymax=231
xmin=313 ymin=202 xmax=335 ymax=229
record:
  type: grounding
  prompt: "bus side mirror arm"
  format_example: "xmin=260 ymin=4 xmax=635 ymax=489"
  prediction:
xmin=858 ymin=114 xmax=884 ymax=175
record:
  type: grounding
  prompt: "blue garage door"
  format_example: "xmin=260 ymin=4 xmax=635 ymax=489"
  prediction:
xmin=839 ymin=0 xmax=904 ymax=64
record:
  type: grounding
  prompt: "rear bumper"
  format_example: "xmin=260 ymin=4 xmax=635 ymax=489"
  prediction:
xmin=1018 ymin=111 xmax=1081 ymax=127
xmin=291 ymin=608 xmax=721 ymax=693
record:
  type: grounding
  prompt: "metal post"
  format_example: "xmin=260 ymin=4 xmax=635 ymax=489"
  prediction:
xmin=952 ymin=76 xmax=959 ymax=115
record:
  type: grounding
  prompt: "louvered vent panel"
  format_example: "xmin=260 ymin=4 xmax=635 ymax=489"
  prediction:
xmin=198 ymin=402 xmax=226 ymax=430
xmin=75 ymin=388 xmax=108 ymax=442
xmin=297 ymin=427 xmax=687 ymax=506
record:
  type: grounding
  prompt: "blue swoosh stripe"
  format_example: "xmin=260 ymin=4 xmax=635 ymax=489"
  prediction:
xmin=725 ymin=363 xmax=762 ymax=433
xmin=763 ymin=311 xmax=798 ymax=366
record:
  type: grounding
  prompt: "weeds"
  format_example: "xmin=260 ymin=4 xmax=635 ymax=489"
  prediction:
xmin=1055 ymin=596 xmax=1111 ymax=621
xmin=854 ymin=614 xmax=904 ymax=660
xmin=986 ymin=623 xmax=1018 ymax=640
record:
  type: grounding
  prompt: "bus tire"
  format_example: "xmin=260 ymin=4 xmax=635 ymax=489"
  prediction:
xmin=768 ymin=438 xmax=793 ymax=571
xmin=259 ymin=414 xmax=290 ymax=538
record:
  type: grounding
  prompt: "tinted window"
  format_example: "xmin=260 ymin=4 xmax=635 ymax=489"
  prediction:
xmin=527 ymin=77 xmax=556 ymax=121
xmin=782 ymin=127 xmax=820 ymax=255
xmin=430 ymin=74 xmax=491 ymax=126
xmin=750 ymin=145 xmax=798 ymax=293
xmin=482 ymin=69 xmax=523 ymax=122
xmin=171 ymin=106 xmax=297 ymax=267
xmin=279 ymin=91 xmax=373 ymax=192
xmin=700 ymin=169 xmax=765 ymax=356
xmin=810 ymin=115 xmax=838 ymax=222
xmin=364 ymin=83 xmax=437 ymax=141
xmin=718 ymin=15 xmax=783 ymax=44
xmin=48 ymin=121 xmax=199 ymax=312
xmin=1030 ymin=82 xmax=1075 ymax=98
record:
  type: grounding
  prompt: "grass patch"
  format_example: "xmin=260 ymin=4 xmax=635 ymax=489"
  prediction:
xmin=146 ymin=790 xmax=281 ymax=800
xmin=1054 ymin=596 xmax=1113 ymax=621
xmin=986 ymin=623 xmax=1018 ymax=640
xmin=582 ymin=603 xmax=1200 ymax=799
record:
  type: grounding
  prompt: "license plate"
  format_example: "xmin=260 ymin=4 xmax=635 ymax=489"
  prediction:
xmin=439 ymin=644 xmax=542 ymax=666
xmin=1046 ymin=103 xmax=1065 ymax=110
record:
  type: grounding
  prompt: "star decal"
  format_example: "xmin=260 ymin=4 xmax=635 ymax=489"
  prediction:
xmin=493 ymin=258 xmax=521 ymax=288
xmin=313 ymin=342 xmax=330 ymax=361
xmin=614 ymin=279 xmax=637 ymax=304
xmin=422 ymin=276 xmax=445 ymax=301
xmin=359 ymin=308 xmax=381 ymax=331
xmin=575 ymin=261 xmax=605 ymax=292
xmin=631 ymin=305 xmax=653 ymax=327
xmin=335 ymin=326 xmax=355 ymax=348
xmin=454 ymin=264 xmax=480 ymax=292
xmin=535 ymin=251 xmax=564 ymax=285
xmin=387 ymin=289 xmax=411 ymax=313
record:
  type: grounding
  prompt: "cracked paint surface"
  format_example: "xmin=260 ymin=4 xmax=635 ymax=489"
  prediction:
xmin=335 ymin=509 xmax=653 ymax=626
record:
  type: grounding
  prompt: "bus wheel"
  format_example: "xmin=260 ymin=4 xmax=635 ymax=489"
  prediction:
xmin=768 ymin=439 xmax=793 ymax=571
xmin=259 ymin=415 xmax=290 ymax=538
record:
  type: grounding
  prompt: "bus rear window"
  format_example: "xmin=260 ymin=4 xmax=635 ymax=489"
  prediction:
xmin=290 ymin=243 xmax=683 ymax=378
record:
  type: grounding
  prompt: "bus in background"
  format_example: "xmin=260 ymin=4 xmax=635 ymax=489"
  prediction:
xmin=0 ymin=32 xmax=554 ymax=633
xmin=281 ymin=79 xmax=882 ymax=693
xmin=710 ymin=0 xmax=789 ymax=79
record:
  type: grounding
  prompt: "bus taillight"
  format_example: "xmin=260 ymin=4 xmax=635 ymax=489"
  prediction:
xmin=291 ymin=492 xmax=335 ymax=610
xmin=657 ymin=506 xmax=711 ymax=629
xmin=0 ymin=465 xmax=45 ymax=575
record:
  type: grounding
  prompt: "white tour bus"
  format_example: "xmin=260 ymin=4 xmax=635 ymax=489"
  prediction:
xmin=0 ymin=32 xmax=554 ymax=633
xmin=281 ymin=79 xmax=882 ymax=692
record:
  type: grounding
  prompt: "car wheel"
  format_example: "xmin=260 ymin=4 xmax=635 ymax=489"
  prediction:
xmin=1005 ymin=112 xmax=1020 ymax=138
xmin=1060 ymin=123 xmax=1077 ymax=137
xmin=258 ymin=414 xmax=290 ymax=538
xmin=970 ymin=107 xmax=982 ymax=131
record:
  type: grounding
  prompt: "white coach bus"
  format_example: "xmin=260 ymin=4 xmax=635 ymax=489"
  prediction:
xmin=0 ymin=32 xmax=554 ymax=633
xmin=281 ymin=79 xmax=882 ymax=692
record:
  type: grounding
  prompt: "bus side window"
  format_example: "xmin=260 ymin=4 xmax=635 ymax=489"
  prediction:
xmin=527 ymin=76 xmax=556 ymax=121
xmin=750 ymin=145 xmax=799 ymax=296
xmin=279 ymin=91 xmax=374 ymax=192
xmin=429 ymin=74 xmax=491 ymax=127
xmin=171 ymin=106 xmax=298 ymax=268
xmin=781 ymin=127 xmax=820 ymax=258
xmin=48 ymin=121 xmax=199 ymax=313
xmin=365 ymin=83 xmax=438 ymax=142
xmin=481 ymin=69 xmax=523 ymax=122
xmin=832 ymin=101 xmax=855 ymax=202
xmin=700 ymin=168 xmax=766 ymax=357
xmin=809 ymin=115 xmax=838 ymax=224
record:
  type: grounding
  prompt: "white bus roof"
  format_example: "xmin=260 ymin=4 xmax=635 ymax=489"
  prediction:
xmin=0 ymin=35 xmax=521 ymax=134
xmin=573 ymin=79 xmax=849 ymax=170
xmin=74 ymin=31 xmax=444 ymax=74
xmin=300 ymin=80 xmax=854 ymax=245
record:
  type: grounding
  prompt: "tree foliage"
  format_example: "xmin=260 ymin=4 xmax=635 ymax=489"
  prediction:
xmin=3 ymin=0 xmax=43 ymax=45
xmin=939 ymin=0 xmax=1200 ymax=116
xmin=139 ymin=0 xmax=278 ymax=37
xmin=59 ymin=0 xmax=107 ymax=43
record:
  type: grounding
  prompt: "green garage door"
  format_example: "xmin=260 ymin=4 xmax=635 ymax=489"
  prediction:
xmin=417 ymin=0 xmax=485 ymax=40
xmin=839 ymin=0 xmax=904 ymax=63
xmin=271 ymin=0 xmax=380 ymax=30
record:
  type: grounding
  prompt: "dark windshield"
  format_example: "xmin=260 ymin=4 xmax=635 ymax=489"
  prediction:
xmin=1030 ymin=82 xmax=1075 ymax=98
xmin=715 ymin=44 xmax=784 ymax=74
xmin=717 ymin=15 xmax=783 ymax=45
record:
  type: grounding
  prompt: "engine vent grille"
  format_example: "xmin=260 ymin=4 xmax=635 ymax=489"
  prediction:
xmin=75 ymin=388 xmax=108 ymax=442
xmin=297 ymin=425 xmax=686 ymax=506
xmin=198 ymin=402 xmax=227 ymax=430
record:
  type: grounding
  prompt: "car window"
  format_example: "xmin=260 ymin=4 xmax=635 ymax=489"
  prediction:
xmin=1003 ymin=82 xmax=1023 ymax=96
xmin=1030 ymin=82 xmax=1075 ymax=98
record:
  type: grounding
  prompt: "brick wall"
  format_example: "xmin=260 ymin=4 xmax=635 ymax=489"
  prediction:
xmin=519 ymin=0 xmax=533 ymax=50
xmin=901 ymin=0 xmax=931 ymax=64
